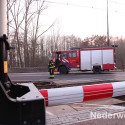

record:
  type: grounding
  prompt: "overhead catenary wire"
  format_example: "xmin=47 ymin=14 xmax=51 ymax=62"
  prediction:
xmin=109 ymin=0 xmax=125 ymax=6
xmin=45 ymin=0 xmax=125 ymax=14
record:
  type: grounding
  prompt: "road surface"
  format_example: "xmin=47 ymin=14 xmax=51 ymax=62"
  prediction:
xmin=9 ymin=71 xmax=125 ymax=83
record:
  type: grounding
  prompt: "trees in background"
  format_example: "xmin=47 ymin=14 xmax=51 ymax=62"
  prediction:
xmin=7 ymin=1 xmax=125 ymax=70
xmin=115 ymin=38 xmax=125 ymax=70
xmin=8 ymin=0 xmax=54 ymax=67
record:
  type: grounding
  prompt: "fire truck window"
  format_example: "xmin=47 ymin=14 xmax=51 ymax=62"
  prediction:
xmin=62 ymin=52 xmax=68 ymax=58
xmin=69 ymin=51 xmax=76 ymax=58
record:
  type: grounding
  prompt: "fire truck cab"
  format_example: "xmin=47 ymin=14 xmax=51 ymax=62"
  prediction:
xmin=53 ymin=47 xmax=115 ymax=74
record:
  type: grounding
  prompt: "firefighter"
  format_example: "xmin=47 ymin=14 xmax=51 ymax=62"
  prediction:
xmin=48 ymin=59 xmax=55 ymax=79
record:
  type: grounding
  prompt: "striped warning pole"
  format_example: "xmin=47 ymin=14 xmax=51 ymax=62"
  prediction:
xmin=39 ymin=81 xmax=125 ymax=106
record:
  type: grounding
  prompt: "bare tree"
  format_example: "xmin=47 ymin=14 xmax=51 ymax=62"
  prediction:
xmin=8 ymin=0 xmax=24 ymax=67
xmin=29 ymin=0 xmax=55 ymax=66
xmin=115 ymin=39 xmax=125 ymax=70
xmin=80 ymin=35 xmax=108 ymax=48
xmin=8 ymin=0 xmax=55 ymax=67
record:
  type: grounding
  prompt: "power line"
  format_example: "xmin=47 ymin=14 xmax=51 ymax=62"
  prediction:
xmin=45 ymin=0 xmax=125 ymax=14
xmin=109 ymin=0 xmax=125 ymax=6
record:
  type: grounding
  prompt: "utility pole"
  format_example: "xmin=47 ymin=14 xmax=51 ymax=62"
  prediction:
xmin=0 ymin=0 xmax=8 ymax=86
xmin=107 ymin=0 xmax=110 ymax=46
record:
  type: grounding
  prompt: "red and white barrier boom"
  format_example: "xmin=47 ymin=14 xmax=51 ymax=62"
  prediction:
xmin=40 ymin=81 xmax=125 ymax=106
xmin=0 ymin=0 xmax=45 ymax=125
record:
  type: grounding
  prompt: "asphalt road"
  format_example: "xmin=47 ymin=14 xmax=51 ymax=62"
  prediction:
xmin=9 ymin=71 xmax=125 ymax=83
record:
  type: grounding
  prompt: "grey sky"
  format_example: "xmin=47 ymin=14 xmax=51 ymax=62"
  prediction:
xmin=43 ymin=0 xmax=125 ymax=39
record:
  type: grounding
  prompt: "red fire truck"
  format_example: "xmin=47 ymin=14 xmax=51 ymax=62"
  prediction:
xmin=52 ymin=47 xmax=115 ymax=74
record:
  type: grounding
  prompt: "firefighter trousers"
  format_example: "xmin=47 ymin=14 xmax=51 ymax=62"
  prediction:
xmin=49 ymin=68 xmax=54 ymax=78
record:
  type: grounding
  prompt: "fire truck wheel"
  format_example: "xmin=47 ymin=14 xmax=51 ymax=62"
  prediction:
xmin=93 ymin=66 xmax=101 ymax=74
xmin=59 ymin=66 xmax=68 ymax=74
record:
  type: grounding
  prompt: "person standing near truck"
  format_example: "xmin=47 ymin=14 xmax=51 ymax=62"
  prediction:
xmin=48 ymin=59 xmax=55 ymax=79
